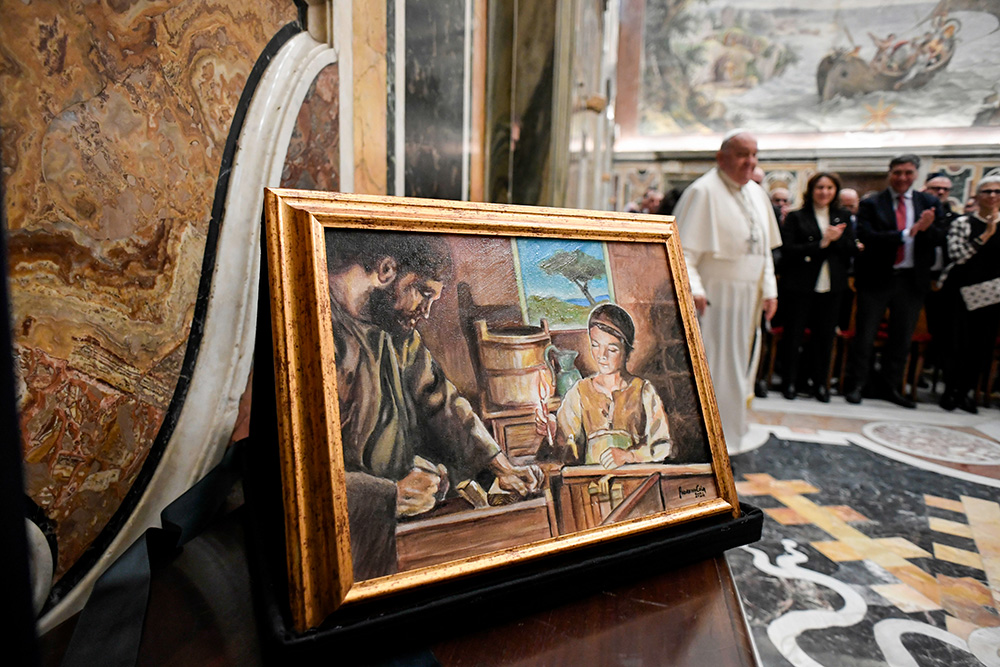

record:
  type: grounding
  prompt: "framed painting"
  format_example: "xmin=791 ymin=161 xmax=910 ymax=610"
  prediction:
xmin=263 ymin=189 xmax=738 ymax=632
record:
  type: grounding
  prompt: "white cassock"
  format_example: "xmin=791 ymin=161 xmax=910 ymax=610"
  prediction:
xmin=672 ymin=167 xmax=780 ymax=453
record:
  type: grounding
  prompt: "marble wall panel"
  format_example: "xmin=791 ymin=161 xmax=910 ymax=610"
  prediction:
xmin=2 ymin=0 xmax=295 ymax=584
xmin=486 ymin=0 xmax=557 ymax=205
xmin=282 ymin=63 xmax=341 ymax=191
xmin=405 ymin=0 xmax=467 ymax=200
xmin=354 ymin=0 xmax=388 ymax=195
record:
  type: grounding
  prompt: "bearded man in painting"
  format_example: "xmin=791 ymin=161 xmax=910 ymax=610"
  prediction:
xmin=325 ymin=230 xmax=542 ymax=579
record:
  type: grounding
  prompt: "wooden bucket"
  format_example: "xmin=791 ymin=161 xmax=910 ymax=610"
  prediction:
xmin=474 ymin=320 xmax=551 ymax=408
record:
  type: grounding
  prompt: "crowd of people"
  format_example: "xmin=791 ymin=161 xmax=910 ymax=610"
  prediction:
xmin=629 ymin=132 xmax=1000 ymax=450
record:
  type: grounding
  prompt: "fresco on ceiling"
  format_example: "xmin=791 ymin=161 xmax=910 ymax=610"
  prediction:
xmin=640 ymin=0 xmax=1000 ymax=134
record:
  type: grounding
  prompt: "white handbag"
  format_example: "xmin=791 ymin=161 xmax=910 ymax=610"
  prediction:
xmin=960 ymin=276 xmax=1000 ymax=311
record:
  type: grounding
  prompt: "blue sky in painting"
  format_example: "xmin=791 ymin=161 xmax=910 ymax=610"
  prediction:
xmin=516 ymin=238 xmax=610 ymax=302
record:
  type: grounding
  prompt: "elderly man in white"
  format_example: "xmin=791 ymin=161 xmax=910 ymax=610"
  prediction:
xmin=672 ymin=130 xmax=781 ymax=453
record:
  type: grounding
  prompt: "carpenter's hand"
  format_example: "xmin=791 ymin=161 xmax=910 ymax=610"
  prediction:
xmin=490 ymin=453 xmax=543 ymax=496
xmin=600 ymin=448 xmax=636 ymax=469
xmin=396 ymin=468 xmax=441 ymax=517
xmin=534 ymin=405 xmax=557 ymax=442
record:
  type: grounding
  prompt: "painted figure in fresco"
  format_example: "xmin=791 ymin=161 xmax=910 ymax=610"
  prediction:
xmin=325 ymin=230 xmax=543 ymax=579
xmin=868 ymin=32 xmax=898 ymax=70
xmin=671 ymin=130 xmax=781 ymax=453
xmin=819 ymin=8 xmax=965 ymax=100
xmin=537 ymin=304 xmax=672 ymax=469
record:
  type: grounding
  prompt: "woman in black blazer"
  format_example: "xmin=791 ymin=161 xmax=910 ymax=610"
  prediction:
xmin=779 ymin=172 xmax=857 ymax=401
xmin=939 ymin=176 xmax=1000 ymax=413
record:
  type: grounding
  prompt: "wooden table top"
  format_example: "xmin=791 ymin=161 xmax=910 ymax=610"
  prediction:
xmin=40 ymin=507 xmax=757 ymax=667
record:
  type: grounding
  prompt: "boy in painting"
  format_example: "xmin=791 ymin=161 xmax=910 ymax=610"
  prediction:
xmin=539 ymin=304 xmax=672 ymax=469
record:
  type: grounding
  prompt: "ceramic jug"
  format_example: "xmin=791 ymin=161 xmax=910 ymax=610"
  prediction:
xmin=545 ymin=344 xmax=583 ymax=397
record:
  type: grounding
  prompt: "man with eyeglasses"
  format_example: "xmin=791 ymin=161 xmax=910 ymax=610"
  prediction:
xmin=923 ymin=173 xmax=954 ymax=206
xmin=921 ymin=173 xmax=959 ymax=390
xmin=770 ymin=187 xmax=791 ymax=225
xmin=844 ymin=154 xmax=947 ymax=407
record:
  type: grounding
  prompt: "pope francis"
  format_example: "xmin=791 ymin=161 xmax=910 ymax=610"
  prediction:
xmin=672 ymin=130 xmax=781 ymax=453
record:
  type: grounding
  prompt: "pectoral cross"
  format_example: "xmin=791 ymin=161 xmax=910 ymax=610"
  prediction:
xmin=737 ymin=189 xmax=762 ymax=254
xmin=748 ymin=224 xmax=761 ymax=253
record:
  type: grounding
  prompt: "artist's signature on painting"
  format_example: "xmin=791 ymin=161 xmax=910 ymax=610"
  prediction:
xmin=679 ymin=484 xmax=707 ymax=499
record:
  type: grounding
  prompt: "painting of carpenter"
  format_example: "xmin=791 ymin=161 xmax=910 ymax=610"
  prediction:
xmin=323 ymin=229 xmax=715 ymax=581
xmin=513 ymin=238 xmax=615 ymax=329
xmin=640 ymin=0 xmax=1000 ymax=135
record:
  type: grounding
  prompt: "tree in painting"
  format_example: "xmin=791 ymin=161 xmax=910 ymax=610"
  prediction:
xmin=538 ymin=249 xmax=606 ymax=307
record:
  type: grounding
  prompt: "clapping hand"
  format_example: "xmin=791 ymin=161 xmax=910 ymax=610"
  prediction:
xmin=821 ymin=223 xmax=846 ymax=247
xmin=981 ymin=219 xmax=998 ymax=244
xmin=911 ymin=209 xmax=935 ymax=235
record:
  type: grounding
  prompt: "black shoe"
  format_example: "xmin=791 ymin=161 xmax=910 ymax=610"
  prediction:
xmin=958 ymin=395 xmax=979 ymax=414
xmin=886 ymin=389 xmax=917 ymax=409
xmin=813 ymin=385 xmax=831 ymax=403
xmin=845 ymin=388 xmax=863 ymax=404
xmin=939 ymin=392 xmax=957 ymax=411
xmin=754 ymin=378 xmax=769 ymax=398
xmin=782 ymin=383 xmax=797 ymax=400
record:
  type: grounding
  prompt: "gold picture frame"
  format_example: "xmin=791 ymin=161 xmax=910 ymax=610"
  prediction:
xmin=263 ymin=189 xmax=738 ymax=633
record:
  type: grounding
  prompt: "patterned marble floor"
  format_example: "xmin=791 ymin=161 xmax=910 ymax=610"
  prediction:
xmin=728 ymin=393 xmax=1000 ymax=666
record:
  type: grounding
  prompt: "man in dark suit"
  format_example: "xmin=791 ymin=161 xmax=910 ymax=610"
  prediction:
xmin=921 ymin=173 xmax=958 ymax=394
xmin=844 ymin=155 xmax=947 ymax=407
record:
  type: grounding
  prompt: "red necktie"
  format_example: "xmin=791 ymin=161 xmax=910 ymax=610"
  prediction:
xmin=895 ymin=194 xmax=906 ymax=265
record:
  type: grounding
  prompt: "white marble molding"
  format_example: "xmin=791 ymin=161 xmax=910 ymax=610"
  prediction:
xmin=37 ymin=30 xmax=344 ymax=633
